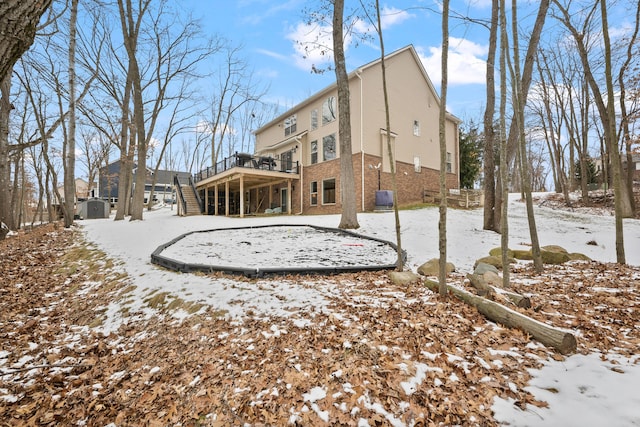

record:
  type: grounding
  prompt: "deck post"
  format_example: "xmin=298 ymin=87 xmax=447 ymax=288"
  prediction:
xmin=240 ymin=174 xmax=245 ymax=218
xmin=287 ymin=179 xmax=292 ymax=214
xmin=204 ymin=186 xmax=209 ymax=214
xmin=225 ymin=181 xmax=229 ymax=217
xmin=214 ymin=184 xmax=219 ymax=215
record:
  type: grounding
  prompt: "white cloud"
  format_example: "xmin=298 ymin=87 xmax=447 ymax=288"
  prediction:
xmin=378 ymin=6 xmax=413 ymax=30
xmin=417 ymin=37 xmax=487 ymax=86
xmin=286 ymin=6 xmax=413 ymax=72
xmin=287 ymin=22 xmax=336 ymax=71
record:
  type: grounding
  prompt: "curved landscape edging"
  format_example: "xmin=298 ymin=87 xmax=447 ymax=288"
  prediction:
xmin=150 ymin=224 xmax=406 ymax=278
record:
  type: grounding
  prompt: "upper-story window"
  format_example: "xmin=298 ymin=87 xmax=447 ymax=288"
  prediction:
xmin=310 ymin=140 xmax=318 ymax=164
xmin=322 ymin=96 xmax=336 ymax=125
xmin=284 ymin=114 xmax=297 ymax=136
xmin=323 ymin=133 xmax=336 ymax=161
xmin=413 ymin=120 xmax=420 ymax=136
xmin=310 ymin=109 xmax=318 ymax=130
xmin=446 ymin=152 xmax=452 ymax=173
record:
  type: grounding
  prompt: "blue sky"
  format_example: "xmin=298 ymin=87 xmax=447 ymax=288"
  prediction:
xmin=184 ymin=0 xmax=495 ymax=124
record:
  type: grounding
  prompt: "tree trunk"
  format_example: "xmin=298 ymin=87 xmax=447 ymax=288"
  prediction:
xmin=483 ymin=0 xmax=499 ymax=233
xmin=510 ymin=0 xmax=548 ymax=273
xmin=333 ymin=0 xmax=359 ymax=230
xmin=375 ymin=0 xmax=403 ymax=270
xmin=62 ymin=0 xmax=79 ymax=229
xmin=498 ymin=0 xmax=510 ymax=288
xmin=437 ymin=0 xmax=450 ymax=295
xmin=0 ymin=74 xmax=13 ymax=233
xmin=0 ymin=0 xmax=53 ymax=82
xmin=466 ymin=273 xmax=531 ymax=308
xmin=424 ymin=279 xmax=576 ymax=354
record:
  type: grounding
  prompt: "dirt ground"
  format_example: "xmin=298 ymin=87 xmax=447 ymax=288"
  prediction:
xmin=0 ymin=216 xmax=638 ymax=426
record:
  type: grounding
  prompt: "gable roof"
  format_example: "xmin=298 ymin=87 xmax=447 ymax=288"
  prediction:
xmin=254 ymin=45 xmax=460 ymax=134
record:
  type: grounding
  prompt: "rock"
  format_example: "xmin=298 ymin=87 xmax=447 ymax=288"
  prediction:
xmin=569 ymin=252 xmax=591 ymax=261
xmin=540 ymin=246 xmax=571 ymax=264
xmin=389 ymin=271 xmax=421 ymax=285
xmin=489 ymin=247 xmax=514 ymax=258
xmin=483 ymin=271 xmax=502 ymax=286
xmin=417 ymin=258 xmax=456 ymax=276
xmin=473 ymin=262 xmax=499 ymax=275
xmin=512 ymin=249 xmax=533 ymax=260
xmin=0 ymin=222 xmax=8 ymax=240
xmin=473 ymin=255 xmax=514 ymax=270
xmin=541 ymin=245 xmax=568 ymax=253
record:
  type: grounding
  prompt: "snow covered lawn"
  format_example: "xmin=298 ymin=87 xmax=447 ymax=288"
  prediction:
xmin=0 ymin=194 xmax=638 ymax=425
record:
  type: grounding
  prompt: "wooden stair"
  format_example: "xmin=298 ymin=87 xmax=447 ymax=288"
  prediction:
xmin=180 ymin=185 xmax=202 ymax=216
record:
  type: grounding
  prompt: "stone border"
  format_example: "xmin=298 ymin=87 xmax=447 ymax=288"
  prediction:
xmin=150 ymin=224 xmax=406 ymax=278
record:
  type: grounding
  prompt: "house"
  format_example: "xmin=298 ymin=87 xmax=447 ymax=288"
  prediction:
xmin=193 ymin=45 xmax=460 ymax=217
xmin=55 ymin=178 xmax=94 ymax=203
xmin=98 ymin=160 xmax=191 ymax=206
xmin=53 ymin=178 xmax=94 ymax=219
xmin=622 ymin=152 xmax=640 ymax=183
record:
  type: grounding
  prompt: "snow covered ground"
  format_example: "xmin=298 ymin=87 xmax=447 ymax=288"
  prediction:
xmin=80 ymin=194 xmax=640 ymax=426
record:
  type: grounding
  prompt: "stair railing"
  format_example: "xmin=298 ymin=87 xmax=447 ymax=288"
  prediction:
xmin=174 ymin=174 xmax=187 ymax=215
xmin=189 ymin=175 xmax=204 ymax=213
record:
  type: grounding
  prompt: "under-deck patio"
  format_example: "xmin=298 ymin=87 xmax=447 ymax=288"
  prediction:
xmin=194 ymin=152 xmax=300 ymax=217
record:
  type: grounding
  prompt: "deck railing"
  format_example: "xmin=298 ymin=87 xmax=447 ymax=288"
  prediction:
xmin=194 ymin=152 xmax=299 ymax=183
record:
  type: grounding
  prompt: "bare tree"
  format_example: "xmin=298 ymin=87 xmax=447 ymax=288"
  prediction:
xmin=333 ymin=0 xmax=359 ymax=230
xmin=371 ymin=0 xmax=403 ymax=270
xmin=436 ymin=0 xmax=450 ymax=295
xmin=483 ymin=0 xmax=499 ymax=232
xmin=0 ymin=0 xmax=53 ymax=82
xmin=208 ymin=42 xmax=265 ymax=166
xmin=553 ymin=0 xmax=630 ymax=263
xmin=78 ymin=129 xmax=112 ymax=197
xmin=507 ymin=0 xmax=546 ymax=272
xmin=61 ymin=0 xmax=79 ymax=228
xmin=498 ymin=0 xmax=511 ymax=287
xmin=117 ymin=0 xmax=150 ymax=221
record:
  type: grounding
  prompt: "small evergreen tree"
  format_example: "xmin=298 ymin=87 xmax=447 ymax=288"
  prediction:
xmin=459 ymin=127 xmax=483 ymax=189
xmin=575 ymin=156 xmax=598 ymax=184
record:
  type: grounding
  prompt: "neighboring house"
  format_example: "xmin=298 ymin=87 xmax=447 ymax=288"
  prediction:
xmin=622 ymin=152 xmax=640 ymax=182
xmin=55 ymin=178 xmax=93 ymax=203
xmin=194 ymin=45 xmax=460 ymax=217
xmin=53 ymin=178 xmax=94 ymax=218
xmin=595 ymin=152 xmax=640 ymax=188
xmin=98 ymin=160 xmax=191 ymax=205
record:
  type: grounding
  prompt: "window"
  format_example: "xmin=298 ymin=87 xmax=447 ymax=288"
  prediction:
xmin=310 ymin=181 xmax=318 ymax=206
xmin=284 ymin=114 xmax=297 ymax=136
xmin=414 ymin=156 xmax=421 ymax=173
xmin=310 ymin=140 xmax=318 ymax=164
xmin=446 ymin=152 xmax=452 ymax=173
xmin=322 ymin=178 xmax=336 ymax=204
xmin=323 ymin=133 xmax=336 ymax=161
xmin=413 ymin=120 xmax=420 ymax=136
xmin=322 ymin=96 xmax=336 ymax=125
xmin=311 ymin=109 xmax=318 ymax=130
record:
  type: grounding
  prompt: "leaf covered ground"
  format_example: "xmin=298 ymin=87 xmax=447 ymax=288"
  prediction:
xmin=0 ymin=223 xmax=638 ymax=426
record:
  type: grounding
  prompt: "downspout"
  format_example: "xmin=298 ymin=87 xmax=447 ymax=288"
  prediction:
xmin=296 ymin=134 xmax=304 ymax=215
xmin=356 ymin=69 xmax=365 ymax=211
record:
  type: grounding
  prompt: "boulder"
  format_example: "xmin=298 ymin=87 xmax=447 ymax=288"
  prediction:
xmin=541 ymin=245 xmax=568 ymax=253
xmin=389 ymin=271 xmax=421 ymax=285
xmin=473 ymin=262 xmax=499 ymax=275
xmin=569 ymin=252 xmax=592 ymax=261
xmin=483 ymin=271 xmax=502 ymax=287
xmin=417 ymin=258 xmax=456 ymax=276
xmin=489 ymin=247 xmax=514 ymax=258
xmin=473 ymin=255 xmax=514 ymax=270
xmin=512 ymin=249 xmax=533 ymax=260
xmin=540 ymin=245 xmax=571 ymax=264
